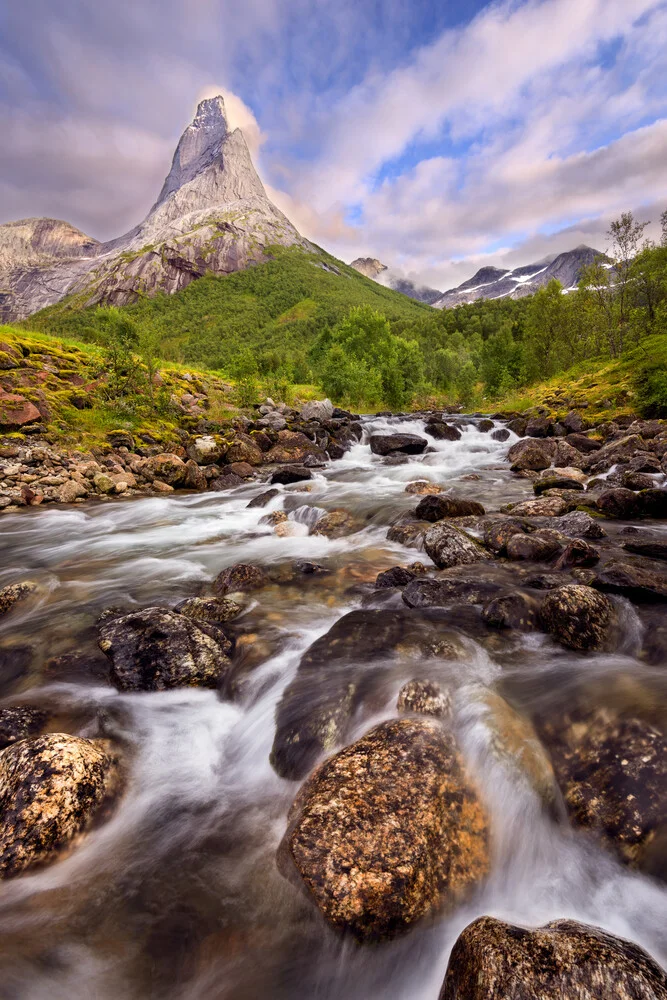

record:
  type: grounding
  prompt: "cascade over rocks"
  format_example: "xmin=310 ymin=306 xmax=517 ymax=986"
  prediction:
xmin=0 ymin=734 xmax=121 ymax=878
xmin=98 ymin=607 xmax=232 ymax=691
xmin=279 ymin=719 xmax=489 ymax=941
xmin=439 ymin=916 xmax=667 ymax=1000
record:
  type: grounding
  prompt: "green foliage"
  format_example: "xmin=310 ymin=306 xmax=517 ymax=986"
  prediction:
xmin=630 ymin=335 xmax=667 ymax=417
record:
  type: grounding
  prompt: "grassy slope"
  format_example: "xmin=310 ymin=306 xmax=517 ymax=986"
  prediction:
xmin=0 ymin=324 xmax=245 ymax=451
xmin=495 ymin=334 xmax=667 ymax=422
xmin=27 ymin=245 xmax=430 ymax=369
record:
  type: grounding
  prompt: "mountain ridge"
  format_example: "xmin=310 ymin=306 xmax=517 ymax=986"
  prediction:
xmin=0 ymin=96 xmax=311 ymax=321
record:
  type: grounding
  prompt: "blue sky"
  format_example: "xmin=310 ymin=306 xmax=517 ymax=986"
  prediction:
xmin=1 ymin=0 xmax=666 ymax=290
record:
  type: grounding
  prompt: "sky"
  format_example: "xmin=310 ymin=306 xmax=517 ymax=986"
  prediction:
xmin=1 ymin=0 xmax=666 ymax=291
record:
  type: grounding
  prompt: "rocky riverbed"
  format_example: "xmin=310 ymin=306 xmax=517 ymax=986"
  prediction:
xmin=0 ymin=406 xmax=667 ymax=998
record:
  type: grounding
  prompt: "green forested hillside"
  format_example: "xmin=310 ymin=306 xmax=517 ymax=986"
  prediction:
xmin=28 ymin=246 xmax=430 ymax=376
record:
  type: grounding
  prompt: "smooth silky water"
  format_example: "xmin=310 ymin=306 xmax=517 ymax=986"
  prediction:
xmin=0 ymin=416 xmax=666 ymax=999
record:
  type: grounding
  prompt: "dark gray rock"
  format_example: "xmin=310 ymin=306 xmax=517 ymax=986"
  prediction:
xmin=369 ymin=433 xmax=427 ymax=456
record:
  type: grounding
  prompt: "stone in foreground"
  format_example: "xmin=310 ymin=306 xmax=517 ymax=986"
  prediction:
xmin=279 ymin=718 xmax=489 ymax=941
xmin=424 ymin=522 xmax=491 ymax=569
xmin=98 ymin=607 xmax=232 ymax=691
xmin=439 ymin=916 xmax=667 ymax=999
xmin=540 ymin=584 xmax=616 ymax=651
xmin=0 ymin=734 xmax=121 ymax=878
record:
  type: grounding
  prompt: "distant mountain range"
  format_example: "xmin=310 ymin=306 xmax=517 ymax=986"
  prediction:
xmin=350 ymin=244 xmax=608 ymax=309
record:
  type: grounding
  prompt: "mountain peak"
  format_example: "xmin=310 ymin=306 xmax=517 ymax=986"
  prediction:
xmin=151 ymin=95 xmax=231 ymax=210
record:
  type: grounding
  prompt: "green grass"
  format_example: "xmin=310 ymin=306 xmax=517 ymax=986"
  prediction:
xmin=27 ymin=245 xmax=430 ymax=372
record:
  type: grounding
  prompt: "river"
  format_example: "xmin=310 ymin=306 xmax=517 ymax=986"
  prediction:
xmin=0 ymin=414 xmax=666 ymax=999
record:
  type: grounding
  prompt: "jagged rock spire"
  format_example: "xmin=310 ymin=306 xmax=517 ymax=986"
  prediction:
xmin=152 ymin=96 xmax=230 ymax=209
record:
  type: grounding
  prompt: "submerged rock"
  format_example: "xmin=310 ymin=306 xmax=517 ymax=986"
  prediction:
xmin=279 ymin=719 xmax=489 ymax=941
xmin=0 ymin=734 xmax=121 ymax=878
xmin=439 ymin=916 xmax=667 ymax=999
xmin=397 ymin=679 xmax=452 ymax=718
xmin=537 ymin=707 xmax=667 ymax=874
xmin=174 ymin=596 xmax=242 ymax=624
xmin=405 ymin=480 xmax=444 ymax=495
xmin=593 ymin=559 xmax=667 ymax=602
xmin=539 ymin=585 xmax=616 ymax=651
xmin=312 ymin=509 xmax=358 ymax=538
xmin=212 ymin=563 xmax=267 ymax=596
xmin=98 ymin=607 xmax=232 ymax=691
xmin=0 ymin=581 xmax=38 ymax=618
xmin=0 ymin=706 xmax=47 ymax=750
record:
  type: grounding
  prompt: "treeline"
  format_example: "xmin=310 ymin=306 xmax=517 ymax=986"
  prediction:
xmin=32 ymin=210 xmax=667 ymax=415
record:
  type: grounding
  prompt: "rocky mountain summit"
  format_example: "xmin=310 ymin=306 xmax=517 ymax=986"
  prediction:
xmin=0 ymin=96 xmax=311 ymax=321
xmin=350 ymin=258 xmax=442 ymax=304
xmin=433 ymin=244 xmax=606 ymax=309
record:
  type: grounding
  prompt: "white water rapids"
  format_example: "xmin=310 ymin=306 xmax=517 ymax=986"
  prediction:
xmin=0 ymin=415 xmax=666 ymax=999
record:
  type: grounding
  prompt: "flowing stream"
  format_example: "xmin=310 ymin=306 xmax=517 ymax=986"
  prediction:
xmin=1 ymin=415 xmax=666 ymax=999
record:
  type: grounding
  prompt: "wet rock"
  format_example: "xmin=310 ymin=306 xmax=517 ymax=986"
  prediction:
xmin=403 ymin=573 xmax=504 ymax=608
xmin=405 ymin=481 xmax=443 ymax=495
xmin=0 ymin=734 xmax=121 ymax=878
xmin=639 ymin=488 xmax=667 ymax=519
xmin=506 ymin=529 xmax=563 ymax=562
xmin=477 ymin=419 xmax=494 ymax=433
xmin=538 ymin=707 xmax=667 ymax=873
xmin=212 ymin=563 xmax=267 ymax=596
xmin=264 ymin=430 xmax=326 ymax=464
xmin=593 ymin=559 xmax=667 ymax=601
xmin=246 ymin=489 xmax=280 ymax=509
xmin=424 ymin=522 xmax=491 ymax=570
xmin=491 ymin=427 xmax=510 ymax=442
xmin=225 ymin=433 xmax=263 ymax=466
xmin=142 ymin=453 xmax=187 ymax=486
xmin=508 ymin=438 xmax=556 ymax=471
xmin=534 ymin=470 xmax=585 ymax=494
xmin=510 ymin=496 xmax=568 ymax=517
xmin=623 ymin=538 xmax=667 ymax=561
xmin=482 ymin=592 xmax=540 ymax=630
xmin=507 ymin=417 xmax=527 ymax=436
xmin=557 ymin=509 xmax=606 ymax=539
xmin=554 ymin=538 xmax=600 ymax=570
xmin=0 ymin=707 xmax=47 ymax=750
xmin=439 ymin=916 xmax=667 ymax=1000
xmin=209 ymin=472 xmax=244 ymax=490
xmin=622 ymin=471 xmax=656 ymax=491
xmin=539 ymin=584 xmax=616 ymax=651
xmin=425 ymin=421 xmax=461 ymax=441
xmin=386 ymin=521 xmax=429 ymax=549
xmin=312 ymin=509 xmax=358 ymax=538
xmin=482 ymin=518 xmax=528 ymax=554
xmin=397 ymin=679 xmax=451 ymax=718
xmin=585 ymin=433 xmax=646 ymax=474
xmin=279 ymin=719 xmax=489 ymax=941
xmin=174 ymin=596 xmax=242 ymax=624
xmin=596 ymin=487 xmax=642 ymax=519
xmin=369 ymin=433 xmax=427 ymax=456
xmin=226 ymin=461 xmax=256 ymax=480
xmin=376 ymin=566 xmax=418 ymax=589
xmin=0 ymin=581 xmax=38 ymax=618
xmin=270 ymin=466 xmax=312 ymax=485
xmin=415 ymin=495 xmax=485 ymax=521
xmin=98 ymin=608 xmax=232 ymax=691
xmin=554 ymin=440 xmax=584 ymax=468
xmin=43 ymin=650 xmax=111 ymax=684
xmin=299 ymin=399 xmax=333 ymax=423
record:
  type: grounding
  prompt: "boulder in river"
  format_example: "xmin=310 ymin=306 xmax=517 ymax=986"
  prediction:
xmin=98 ymin=607 xmax=232 ymax=691
xmin=424 ymin=522 xmax=491 ymax=569
xmin=174 ymin=596 xmax=242 ymax=624
xmin=264 ymin=430 xmax=326 ymax=464
xmin=212 ymin=563 xmax=267 ymax=596
xmin=537 ymin=706 xmax=667 ymax=874
xmin=270 ymin=466 xmax=312 ymax=485
xmin=369 ymin=433 xmax=427 ymax=456
xmin=0 ymin=581 xmax=38 ymax=618
xmin=507 ymin=438 xmax=556 ymax=471
xmin=482 ymin=592 xmax=540 ymax=630
xmin=312 ymin=509 xmax=358 ymax=538
xmin=482 ymin=517 xmax=529 ymax=554
xmin=510 ymin=496 xmax=569 ymax=517
xmin=279 ymin=718 xmax=489 ymax=941
xmin=539 ymin=584 xmax=616 ymax=651
xmin=415 ymin=494 xmax=485 ymax=521
xmin=439 ymin=916 xmax=667 ymax=1000
xmin=556 ymin=509 xmax=606 ymax=539
xmin=405 ymin=480 xmax=444 ymax=495
xmin=597 ymin=487 xmax=642 ymax=519
xmin=593 ymin=559 xmax=667 ymax=602
xmin=0 ymin=733 xmax=121 ymax=878
xmin=506 ymin=528 xmax=563 ymax=562
xmin=425 ymin=421 xmax=461 ymax=441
